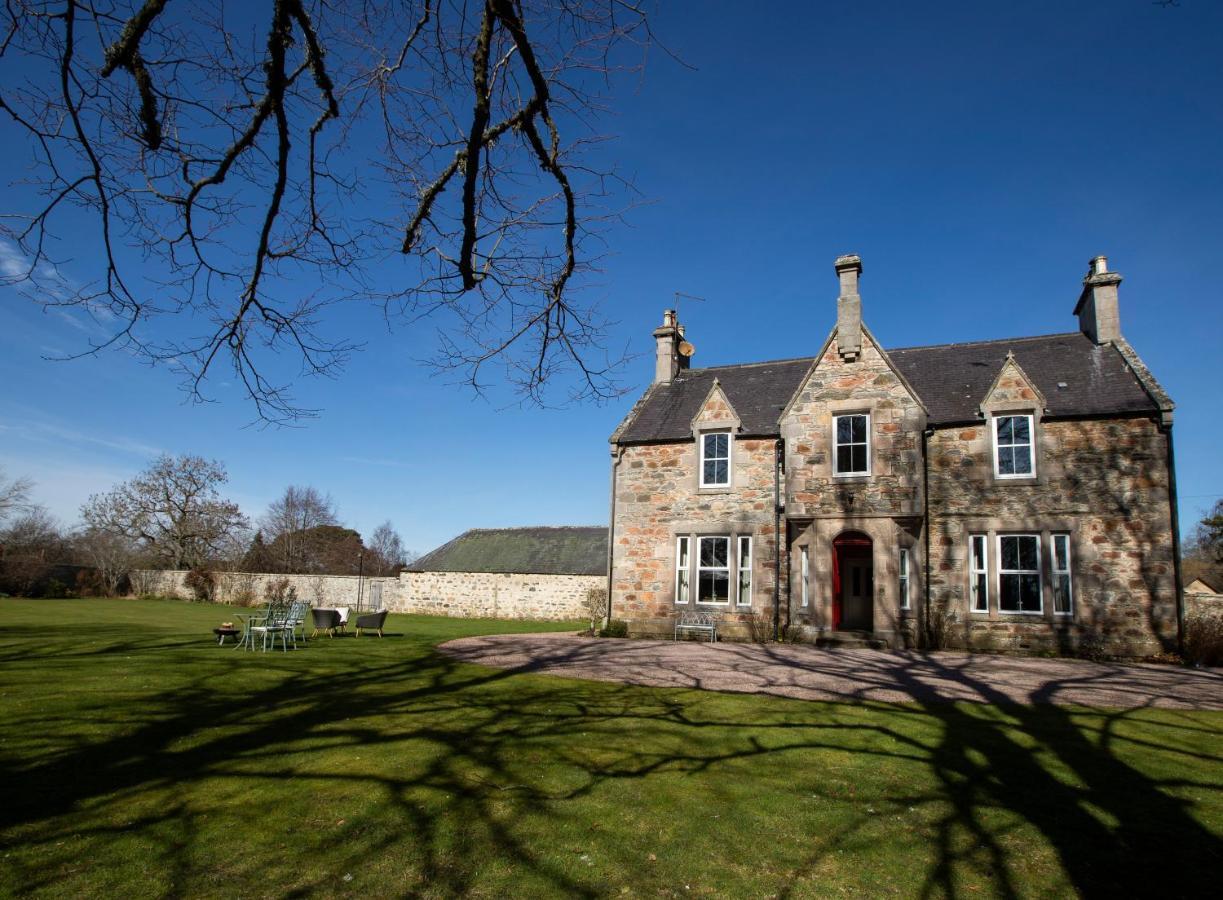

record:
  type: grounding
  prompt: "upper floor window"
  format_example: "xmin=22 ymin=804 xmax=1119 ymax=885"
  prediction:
xmin=833 ymin=413 xmax=870 ymax=476
xmin=700 ymin=431 xmax=731 ymax=487
xmin=998 ymin=534 xmax=1042 ymax=613
xmin=994 ymin=414 xmax=1034 ymax=478
xmin=697 ymin=536 xmax=730 ymax=604
xmin=800 ymin=545 xmax=810 ymax=608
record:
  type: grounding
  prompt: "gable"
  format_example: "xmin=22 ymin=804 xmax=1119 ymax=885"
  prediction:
xmin=692 ymin=379 xmax=740 ymax=429
xmin=979 ymin=353 xmax=1046 ymax=415
xmin=780 ymin=324 xmax=926 ymax=425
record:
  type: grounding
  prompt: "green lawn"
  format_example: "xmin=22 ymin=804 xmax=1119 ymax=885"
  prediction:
xmin=0 ymin=598 xmax=1219 ymax=898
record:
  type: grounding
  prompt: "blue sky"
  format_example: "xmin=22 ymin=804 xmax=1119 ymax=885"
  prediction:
xmin=2 ymin=0 xmax=1221 ymax=556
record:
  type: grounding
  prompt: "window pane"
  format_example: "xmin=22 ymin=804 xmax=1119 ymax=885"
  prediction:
xmin=1013 ymin=416 xmax=1030 ymax=443
xmin=973 ymin=573 xmax=988 ymax=611
xmin=850 ymin=415 xmax=866 ymax=443
xmin=851 ymin=445 xmax=867 ymax=472
xmin=700 ymin=537 xmax=728 ymax=567
xmin=1054 ymin=535 xmax=1068 ymax=571
xmin=837 ymin=445 xmax=853 ymax=473
xmin=998 ymin=447 xmax=1015 ymax=475
xmin=703 ymin=460 xmax=717 ymax=483
xmin=899 ymin=550 xmax=908 ymax=577
xmin=715 ymin=460 xmax=728 ymax=483
xmin=1017 ymin=536 xmax=1038 ymax=570
xmin=1054 ymin=574 xmax=1071 ymax=614
xmin=738 ymin=570 xmax=751 ymax=604
xmin=678 ymin=538 xmax=689 ymax=567
xmin=709 ymin=433 xmax=728 ymax=458
xmin=1012 ymin=447 xmax=1032 ymax=474
xmin=1001 ymin=537 xmax=1019 ymax=571
xmin=971 ymin=536 xmax=985 ymax=570
xmin=997 ymin=417 xmax=1014 ymax=444
xmin=1000 ymin=574 xmax=1021 ymax=611
xmin=1019 ymin=574 xmax=1041 ymax=611
xmin=837 ymin=417 xmax=852 ymax=443
xmin=677 ymin=571 xmax=690 ymax=603
xmin=699 ymin=570 xmax=729 ymax=603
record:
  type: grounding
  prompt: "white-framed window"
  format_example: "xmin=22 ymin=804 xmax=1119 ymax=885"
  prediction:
xmin=998 ymin=534 xmax=1042 ymax=613
xmin=969 ymin=534 xmax=989 ymax=613
xmin=1051 ymin=533 xmax=1072 ymax=616
xmin=697 ymin=536 xmax=730 ymax=604
xmin=700 ymin=431 xmax=731 ymax=487
xmin=833 ymin=413 xmax=870 ymax=476
xmin=800 ymin=545 xmax=810 ymax=608
xmin=675 ymin=536 xmax=691 ymax=605
xmin=899 ymin=548 xmax=911 ymax=611
xmin=993 ymin=414 xmax=1035 ymax=478
xmin=736 ymin=536 xmax=752 ymax=606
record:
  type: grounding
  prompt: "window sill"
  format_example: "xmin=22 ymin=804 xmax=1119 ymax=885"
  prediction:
xmin=697 ymin=485 xmax=733 ymax=494
xmin=832 ymin=472 xmax=872 ymax=481
xmin=993 ymin=474 xmax=1037 ymax=482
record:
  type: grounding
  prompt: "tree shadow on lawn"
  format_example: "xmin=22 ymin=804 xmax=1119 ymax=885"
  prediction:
xmin=0 ymin=631 xmax=1220 ymax=898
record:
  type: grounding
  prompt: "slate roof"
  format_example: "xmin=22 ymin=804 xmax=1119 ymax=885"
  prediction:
xmin=407 ymin=526 xmax=608 ymax=576
xmin=615 ymin=332 xmax=1162 ymax=442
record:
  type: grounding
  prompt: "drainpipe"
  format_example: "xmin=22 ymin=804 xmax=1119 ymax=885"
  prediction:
xmin=921 ymin=427 xmax=933 ymax=648
xmin=774 ymin=438 xmax=784 ymax=641
xmin=1162 ymin=422 xmax=1185 ymax=654
xmin=605 ymin=446 xmax=620 ymax=629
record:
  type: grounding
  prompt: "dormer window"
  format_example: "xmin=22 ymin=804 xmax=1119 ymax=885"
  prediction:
xmin=700 ymin=431 xmax=731 ymax=487
xmin=833 ymin=413 xmax=870 ymax=476
xmin=994 ymin=414 xmax=1035 ymax=478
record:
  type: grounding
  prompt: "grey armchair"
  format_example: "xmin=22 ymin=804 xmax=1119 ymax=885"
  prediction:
xmin=355 ymin=609 xmax=389 ymax=638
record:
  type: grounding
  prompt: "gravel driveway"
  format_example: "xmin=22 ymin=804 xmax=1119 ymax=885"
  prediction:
xmin=439 ymin=633 xmax=1223 ymax=709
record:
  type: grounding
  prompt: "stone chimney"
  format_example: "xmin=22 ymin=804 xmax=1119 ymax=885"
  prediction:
xmin=653 ymin=309 xmax=683 ymax=384
xmin=1074 ymin=255 xmax=1123 ymax=344
xmin=835 ymin=254 xmax=863 ymax=360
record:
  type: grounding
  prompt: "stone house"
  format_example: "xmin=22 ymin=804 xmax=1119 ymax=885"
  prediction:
xmin=607 ymin=255 xmax=1183 ymax=656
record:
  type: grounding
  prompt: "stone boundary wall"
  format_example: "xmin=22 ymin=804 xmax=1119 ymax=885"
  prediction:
xmin=396 ymin=571 xmax=602 ymax=620
xmin=1186 ymin=591 xmax=1222 ymax=618
xmin=132 ymin=569 xmax=602 ymax=620
xmin=131 ymin=569 xmax=397 ymax=608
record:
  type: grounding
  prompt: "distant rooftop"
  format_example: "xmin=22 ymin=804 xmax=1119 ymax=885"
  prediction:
xmin=407 ymin=526 xmax=608 ymax=576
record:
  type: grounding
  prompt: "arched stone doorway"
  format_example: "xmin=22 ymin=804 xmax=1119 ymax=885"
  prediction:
xmin=832 ymin=531 xmax=873 ymax=631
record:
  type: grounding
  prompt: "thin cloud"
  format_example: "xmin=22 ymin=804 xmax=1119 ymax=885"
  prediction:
xmin=0 ymin=420 xmax=163 ymax=458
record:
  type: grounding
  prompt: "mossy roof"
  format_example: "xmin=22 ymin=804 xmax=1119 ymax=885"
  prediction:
xmin=407 ymin=526 xmax=608 ymax=576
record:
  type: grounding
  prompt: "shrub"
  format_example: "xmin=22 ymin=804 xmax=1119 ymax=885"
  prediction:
xmin=75 ymin=569 xmax=104 ymax=597
xmin=263 ymin=577 xmax=297 ymax=605
xmin=1183 ymin=613 xmax=1223 ymax=668
xmin=746 ymin=609 xmax=774 ymax=643
xmin=43 ymin=578 xmax=71 ymax=599
xmin=598 ymin=619 xmax=628 ymax=638
xmin=582 ymin=587 xmax=609 ymax=635
xmin=184 ymin=567 xmax=217 ymax=602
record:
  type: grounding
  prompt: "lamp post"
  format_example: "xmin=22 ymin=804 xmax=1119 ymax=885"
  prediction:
xmin=356 ymin=551 xmax=365 ymax=611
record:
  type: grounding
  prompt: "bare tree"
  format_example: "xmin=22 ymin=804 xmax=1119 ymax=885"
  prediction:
xmin=0 ymin=507 xmax=71 ymax=595
xmin=0 ymin=468 xmax=34 ymax=523
xmin=75 ymin=526 xmax=143 ymax=596
xmin=1 ymin=1 xmax=655 ymax=423
xmin=367 ymin=520 xmax=407 ymax=575
xmin=260 ymin=485 xmax=338 ymax=572
xmin=81 ymin=454 xmax=248 ymax=569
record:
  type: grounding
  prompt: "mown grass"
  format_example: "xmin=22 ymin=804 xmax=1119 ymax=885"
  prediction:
xmin=0 ymin=597 xmax=1220 ymax=898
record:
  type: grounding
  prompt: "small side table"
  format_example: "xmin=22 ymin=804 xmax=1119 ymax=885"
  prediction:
xmin=213 ymin=627 xmax=241 ymax=646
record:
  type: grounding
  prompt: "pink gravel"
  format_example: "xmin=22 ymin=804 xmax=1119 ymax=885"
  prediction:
xmin=439 ymin=633 xmax=1223 ymax=709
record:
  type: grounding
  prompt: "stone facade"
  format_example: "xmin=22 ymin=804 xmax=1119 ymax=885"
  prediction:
xmin=134 ymin=568 xmax=598 ymax=620
xmin=609 ymin=254 xmax=1181 ymax=658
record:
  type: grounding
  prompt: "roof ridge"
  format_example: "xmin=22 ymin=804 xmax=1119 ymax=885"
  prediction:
xmin=678 ymin=333 xmax=1089 ymax=375
xmin=886 ymin=332 xmax=1085 ymax=353
xmin=464 ymin=525 xmax=606 ymax=532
